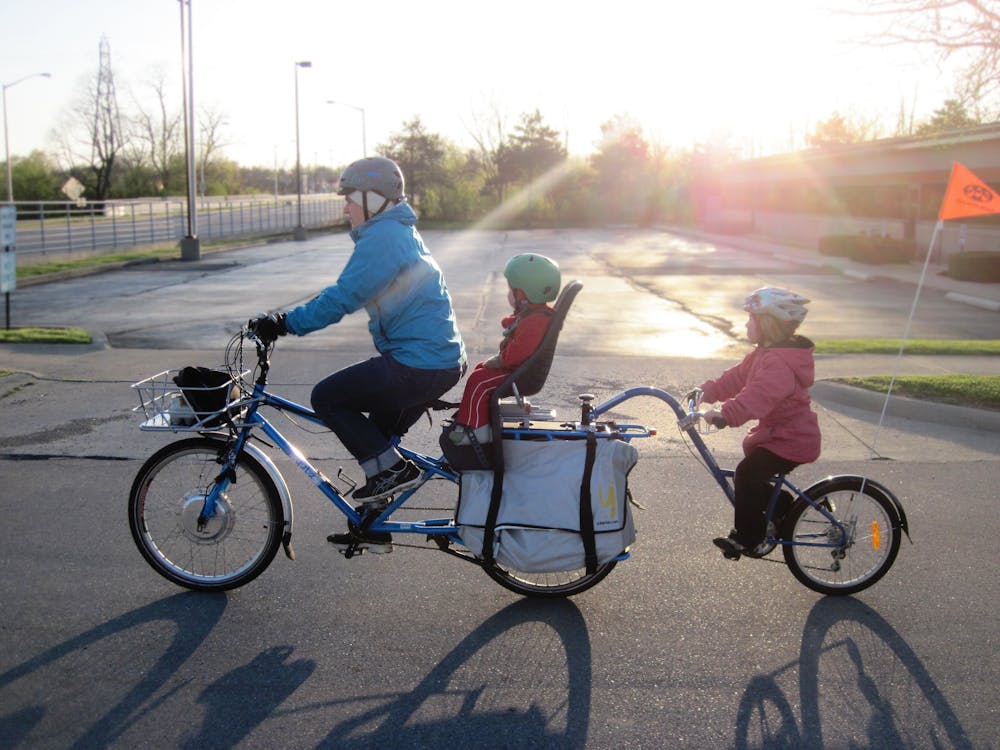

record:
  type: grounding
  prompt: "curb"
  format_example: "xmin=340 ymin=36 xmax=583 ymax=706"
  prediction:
xmin=945 ymin=292 xmax=1000 ymax=312
xmin=811 ymin=380 xmax=1000 ymax=433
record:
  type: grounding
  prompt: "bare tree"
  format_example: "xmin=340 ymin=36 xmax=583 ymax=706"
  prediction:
xmin=197 ymin=105 xmax=229 ymax=196
xmin=856 ymin=0 xmax=1000 ymax=116
xmin=463 ymin=96 xmax=510 ymax=202
xmin=126 ymin=68 xmax=183 ymax=194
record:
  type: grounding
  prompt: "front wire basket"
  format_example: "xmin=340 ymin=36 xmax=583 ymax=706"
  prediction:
xmin=131 ymin=368 xmax=251 ymax=431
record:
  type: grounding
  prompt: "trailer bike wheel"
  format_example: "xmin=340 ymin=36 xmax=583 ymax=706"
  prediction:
xmin=482 ymin=559 xmax=619 ymax=598
xmin=782 ymin=476 xmax=901 ymax=596
xmin=128 ymin=437 xmax=284 ymax=591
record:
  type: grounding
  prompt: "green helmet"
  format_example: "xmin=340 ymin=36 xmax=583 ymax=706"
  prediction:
xmin=504 ymin=253 xmax=561 ymax=304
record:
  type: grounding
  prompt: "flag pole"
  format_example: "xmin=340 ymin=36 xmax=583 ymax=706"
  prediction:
xmin=869 ymin=218 xmax=944 ymax=458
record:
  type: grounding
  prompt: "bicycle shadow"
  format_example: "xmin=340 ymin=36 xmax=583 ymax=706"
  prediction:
xmin=181 ymin=644 xmax=315 ymax=750
xmin=734 ymin=597 xmax=974 ymax=750
xmin=0 ymin=592 xmax=227 ymax=750
xmin=313 ymin=598 xmax=592 ymax=750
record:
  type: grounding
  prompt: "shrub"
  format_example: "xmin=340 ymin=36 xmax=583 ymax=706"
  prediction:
xmin=817 ymin=234 xmax=915 ymax=264
xmin=948 ymin=251 xmax=1000 ymax=282
xmin=817 ymin=235 xmax=855 ymax=257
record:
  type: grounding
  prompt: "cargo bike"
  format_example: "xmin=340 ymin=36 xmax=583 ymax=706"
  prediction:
xmin=129 ymin=281 xmax=907 ymax=597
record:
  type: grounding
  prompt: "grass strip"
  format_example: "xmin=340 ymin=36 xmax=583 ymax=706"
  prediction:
xmin=831 ymin=375 xmax=1000 ymax=411
xmin=815 ymin=339 xmax=1000 ymax=355
xmin=15 ymin=230 xmax=343 ymax=280
xmin=0 ymin=327 xmax=92 ymax=344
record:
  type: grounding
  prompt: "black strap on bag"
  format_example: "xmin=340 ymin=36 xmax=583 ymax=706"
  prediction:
xmin=481 ymin=455 xmax=504 ymax=567
xmin=578 ymin=432 xmax=599 ymax=574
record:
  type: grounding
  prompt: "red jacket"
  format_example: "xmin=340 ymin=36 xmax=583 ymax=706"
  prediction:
xmin=699 ymin=336 xmax=821 ymax=464
xmin=498 ymin=305 xmax=552 ymax=370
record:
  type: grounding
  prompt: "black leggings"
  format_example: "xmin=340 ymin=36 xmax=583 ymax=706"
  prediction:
xmin=731 ymin=447 xmax=800 ymax=547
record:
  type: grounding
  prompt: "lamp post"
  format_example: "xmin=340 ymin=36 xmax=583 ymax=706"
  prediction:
xmin=178 ymin=0 xmax=200 ymax=260
xmin=3 ymin=72 xmax=51 ymax=204
xmin=293 ymin=60 xmax=312 ymax=241
xmin=327 ymin=100 xmax=366 ymax=157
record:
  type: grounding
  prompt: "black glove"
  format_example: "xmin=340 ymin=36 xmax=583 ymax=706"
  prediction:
xmin=251 ymin=312 xmax=287 ymax=343
xmin=684 ymin=388 xmax=703 ymax=406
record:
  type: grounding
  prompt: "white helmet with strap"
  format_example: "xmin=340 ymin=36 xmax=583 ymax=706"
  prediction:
xmin=744 ymin=287 xmax=810 ymax=323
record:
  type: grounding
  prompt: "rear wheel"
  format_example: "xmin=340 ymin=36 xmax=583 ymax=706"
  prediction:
xmin=782 ymin=476 xmax=901 ymax=596
xmin=483 ymin=559 xmax=619 ymax=598
xmin=128 ymin=437 xmax=284 ymax=591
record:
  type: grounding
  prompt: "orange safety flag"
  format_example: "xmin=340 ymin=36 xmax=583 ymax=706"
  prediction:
xmin=938 ymin=162 xmax=1000 ymax=221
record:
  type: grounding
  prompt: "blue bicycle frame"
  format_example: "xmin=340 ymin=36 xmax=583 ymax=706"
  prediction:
xmin=198 ymin=381 xmax=466 ymax=542
xmin=198 ymin=381 xmax=846 ymax=553
xmin=588 ymin=386 xmax=850 ymax=550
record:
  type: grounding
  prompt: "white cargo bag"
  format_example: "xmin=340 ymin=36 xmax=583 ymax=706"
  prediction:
xmin=456 ymin=437 xmax=638 ymax=572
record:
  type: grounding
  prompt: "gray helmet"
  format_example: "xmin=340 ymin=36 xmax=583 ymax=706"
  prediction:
xmin=337 ymin=156 xmax=405 ymax=201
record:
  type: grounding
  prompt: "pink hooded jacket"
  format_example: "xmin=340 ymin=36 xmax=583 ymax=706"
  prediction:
xmin=699 ymin=336 xmax=821 ymax=464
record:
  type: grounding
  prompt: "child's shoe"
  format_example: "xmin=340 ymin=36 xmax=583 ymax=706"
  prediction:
xmin=713 ymin=533 xmax=746 ymax=560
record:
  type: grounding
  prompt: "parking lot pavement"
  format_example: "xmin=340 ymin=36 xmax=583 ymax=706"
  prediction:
xmin=665 ymin=224 xmax=1000 ymax=312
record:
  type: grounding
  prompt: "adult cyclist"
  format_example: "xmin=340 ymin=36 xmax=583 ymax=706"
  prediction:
xmin=253 ymin=156 xmax=466 ymax=551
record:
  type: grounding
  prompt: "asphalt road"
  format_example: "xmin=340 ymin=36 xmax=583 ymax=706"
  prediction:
xmin=1 ymin=227 xmax=998 ymax=749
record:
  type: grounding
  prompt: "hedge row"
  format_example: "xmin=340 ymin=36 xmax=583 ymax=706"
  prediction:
xmin=817 ymin=235 xmax=916 ymax=264
xmin=948 ymin=251 xmax=1000 ymax=282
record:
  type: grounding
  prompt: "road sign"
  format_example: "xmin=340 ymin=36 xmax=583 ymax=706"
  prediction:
xmin=1 ymin=248 xmax=15 ymax=293
xmin=1 ymin=205 xmax=15 ymax=247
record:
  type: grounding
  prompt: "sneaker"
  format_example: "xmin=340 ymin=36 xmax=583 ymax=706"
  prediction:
xmin=713 ymin=535 xmax=746 ymax=560
xmin=352 ymin=459 xmax=422 ymax=502
xmin=327 ymin=528 xmax=393 ymax=554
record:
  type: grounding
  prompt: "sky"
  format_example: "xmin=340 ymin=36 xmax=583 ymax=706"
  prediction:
xmin=1 ymin=0 xmax=960 ymax=172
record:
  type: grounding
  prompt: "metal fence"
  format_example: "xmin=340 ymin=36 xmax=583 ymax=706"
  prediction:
xmin=7 ymin=194 xmax=347 ymax=262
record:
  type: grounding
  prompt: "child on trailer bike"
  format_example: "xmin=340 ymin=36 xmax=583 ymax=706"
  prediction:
xmin=444 ymin=253 xmax=561 ymax=448
xmin=251 ymin=156 xmax=466 ymax=552
xmin=690 ymin=287 xmax=821 ymax=560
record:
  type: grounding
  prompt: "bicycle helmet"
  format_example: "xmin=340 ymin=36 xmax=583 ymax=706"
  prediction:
xmin=337 ymin=156 xmax=405 ymax=221
xmin=337 ymin=156 xmax=405 ymax=201
xmin=743 ymin=287 xmax=810 ymax=323
xmin=503 ymin=253 xmax=561 ymax=304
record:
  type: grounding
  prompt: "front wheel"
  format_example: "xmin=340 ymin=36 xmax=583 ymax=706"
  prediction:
xmin=782 ymin=476 xmax=902 ymax=596
xmin=128 ymin=437 xmax=285 ymax=591
xmin=482 ymin=559 xmax=619 ymax=598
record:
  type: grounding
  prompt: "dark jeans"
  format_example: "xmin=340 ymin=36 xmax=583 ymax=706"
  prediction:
xmin=732 ymin=447 xmax=800 ymax=547
xmin=311 ymin=355 xmax=462 ymax=465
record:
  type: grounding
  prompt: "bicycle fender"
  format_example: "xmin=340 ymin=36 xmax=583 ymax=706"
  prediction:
xmin=240 ymin=438 xmax=296 ymax=559
xmin=804 ymin=474 xmax=910 ymax=542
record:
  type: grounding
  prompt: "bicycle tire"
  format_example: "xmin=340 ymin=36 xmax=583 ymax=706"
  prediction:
xmin=128 ymin=436 xmax=284 ymax=591
xmin=782 ymin=476 xmax=902 ymax=596
xmin=482 ymin=559 xmax=619 ymax=598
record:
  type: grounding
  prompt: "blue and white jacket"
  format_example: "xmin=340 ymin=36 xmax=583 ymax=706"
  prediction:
xmin=285 ymin=202 xmax=466 ymax=371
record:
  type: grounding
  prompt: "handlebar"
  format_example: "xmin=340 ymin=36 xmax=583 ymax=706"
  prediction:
xmin=677 ymin=393 xmax=724 ymax=434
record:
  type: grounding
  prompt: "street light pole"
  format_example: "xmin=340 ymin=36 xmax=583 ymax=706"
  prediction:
xmin=294 ymin=61 xmax=312 ymax=241
xmin=327 ymin=100 xmax=367 ymax=157
xmin=2 ymin=72 xmax=51 ymax=204
xmin=178 ymin=0 xmax=200 ymax=260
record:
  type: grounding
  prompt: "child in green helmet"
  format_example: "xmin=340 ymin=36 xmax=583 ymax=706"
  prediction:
xmin=448 ymin=253 xmax=561 ymax=446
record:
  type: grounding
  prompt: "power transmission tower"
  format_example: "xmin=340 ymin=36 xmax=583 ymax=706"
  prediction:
xmin=91 ymin=34 xmax=124 ymax=201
